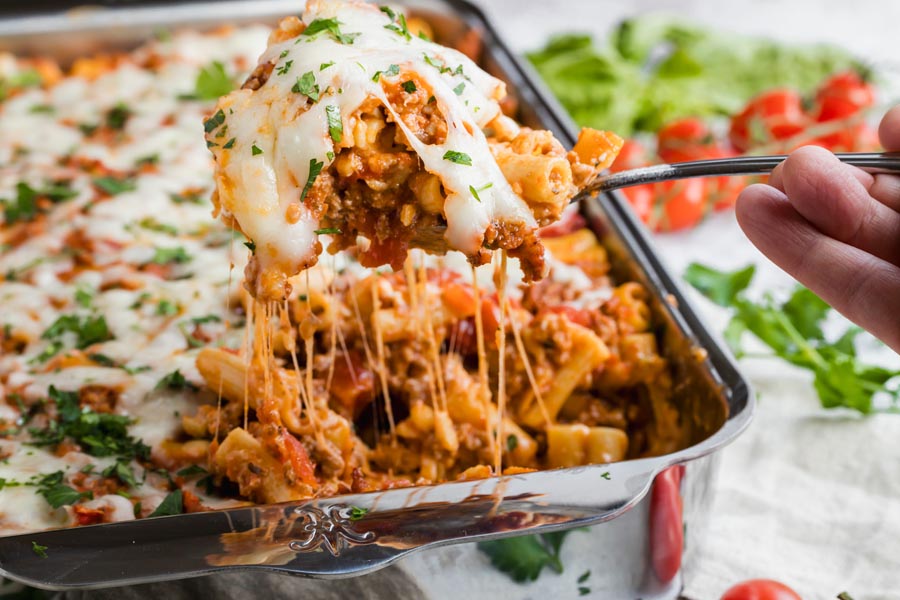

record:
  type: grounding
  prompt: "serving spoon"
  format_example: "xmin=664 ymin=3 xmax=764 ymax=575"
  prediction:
xmin=411 ymin=151 xmax=900 ymax=250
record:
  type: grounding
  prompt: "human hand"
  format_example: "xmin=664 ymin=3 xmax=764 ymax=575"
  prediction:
xmin=735 ymin=106 xmax=900 ymax=353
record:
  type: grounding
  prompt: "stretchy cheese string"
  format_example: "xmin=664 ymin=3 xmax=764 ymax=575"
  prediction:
xmin=494 ymin=251 xmax=508 ymax=475
xmin=324 ymin=255 xmax=339 ymax=395
xmin=370 ymin=280 xmax=397 ymax=444
xmin=505 ymin=294 xmax=552 ymax=428
xmin=303 ymin=270 xmax=324 ymax=444
xmin=349 ymin=283 xmax=381 ymax=442
xmin=418 ymin=261 xmax=449 ymax=415
xmin=470 ymin=264 xmax=497 ymax=463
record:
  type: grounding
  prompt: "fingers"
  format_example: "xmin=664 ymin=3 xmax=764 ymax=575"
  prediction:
xmin=868 ymin=174 xmax=900 ymax=212
xmin=878 ymin=105 xmax=900 ymax=151
xmin=777 ymin=146 xmax=900 ymax=265
xmin=767 ymin=149 xmax=873 ymax=193
xmin=736 ymin=183 xmax=900 ymax=353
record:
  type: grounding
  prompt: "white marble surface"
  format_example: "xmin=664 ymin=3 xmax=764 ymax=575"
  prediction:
xmin=395 ymin=1 xmax=900 ymax=599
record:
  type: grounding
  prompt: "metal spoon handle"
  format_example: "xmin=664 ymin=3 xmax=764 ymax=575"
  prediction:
xmin=592 ymin=151 xmax=900 ymax=193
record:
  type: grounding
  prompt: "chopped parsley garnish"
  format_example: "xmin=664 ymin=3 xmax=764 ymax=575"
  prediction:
xmin=34 ymin=471 xmax=92 ymax=509
xmin=325 ymin=105 xmax=343 ymax=143
xmin=301 ymin=17 xmax=360 ymax=45
xmin=348 ymin=506 xmax=368 ymax=521
xmin=87 ymin=353 xmax=117 ymax=367
xmin=505 ymin=434 xmax=517 ymax=452
xmin=176 ymin=464 xmax=208 ymax=477
xmin=326 ymin=151 xmax=335 ymax=161
xmin=424 ymin=54 xmax=452 ymax=74
xmin=380 ymin=6 xmax=412 ymax=41
xmin=156 ymin=369 xmax=199 ymax=392
xmin=600 ymin=471 xmax=611 ymax=480
xmin=29 ymin=104 xmax=54 ymax=114
xmin=578 ymin=570 xmax=591 ymax=584
xmin=42 ymin=314 xmax=113 ymax=349
xmin=136 ymin=153 xmax=159 ymax=167
xmin=478 ymin=530 xmax=578 ymax=583
xmin=299 ymin=158 xmax=324 ymax=203
xmin=150 ymin=246 xmax=192 ymax=265
xmin=169 ymin=191 xmax=205 ymax=205
xmin=251 ymin=144 xmax=263 ymax=156
xmin=401 ymin=80 xmax=417 ymax=93
xmin=276 ymin=60 xmax=294 ymax=76
xmin=453 ymin=82 xmax=466 ymax=95
xmin=243 ymin=240 xmax=256 ymax=253
xmin=31 ymin=541 xmax=48 ymax=558
xmin=74 ymin=287 xmax=94 ymax=309
xmin=203 ymin=109 xmax=226 ymax=134
xmin=30 ymin=386 xmax=150 ymax=461
xmin=292 ymin=71 xmax=320 ymax=101
xmin=93 ymin=176 xmax=137 ymax=195
xmin=105 ymin=102 xmax=132 ymax=130
xmin=30 ymin=341 xmax=63 ymax=364
xmin=223 ymin=138 xmax=236 ymax=149
xmin=190 ymin=61 xmax=234 ymax=101
xmin=442 ymin=150 xmax=472 ymax=166
xmin=2 ymin=181 xmax=78 ymax=224
xmin=0 ymin=70 xmax=41 ymax=101
xmin=156 ymin=299 xmax=179 ymax=316
xmin=191 ymin=314 xmax=222 ymax=325
xmin=102 ymin=460 xmax=138 ymax=488
xmin=148 ymin=489 xmax=183 ymax=517
xmin=320 ymin=61 xmax=335 ymax=71
xmin=469 ymin=182 xmax=492 ymax=202
xmin=371 ymin=64 xmax=399 ymax=82
xmin=314 ymin=227 xmax=342 ymax=235
xmin=138 ymin=217 xmax=178 ymax=235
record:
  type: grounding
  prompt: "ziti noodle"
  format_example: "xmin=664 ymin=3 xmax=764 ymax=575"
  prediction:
xmin=0 ymin=0 xmax=681 ymax=533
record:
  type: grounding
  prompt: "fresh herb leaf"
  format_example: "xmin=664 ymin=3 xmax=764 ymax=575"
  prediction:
xmin=243 ymin=240 xmax=256 ymax=253
xmin=150 ymin=246 xmax=191 ymax=265
xmin=371 ymin=64 xmax=400 ymax=82
xmin=453 ymin=82 xmax=465 ymax=95
xmin=105 ymin=102 xmax=132 ymax=130
xmin=223 ymin=137 xmax=236 ymax=149
xmin=138 ymin=217 xmax=178 ymax=235
xmin=38 ymin=480 xmax=92 ymax=509
xmin=320 ymin=61 xmax=335 ymax=71
xmin=301 ymin=18 xmax=360 ymax=45
xmin=325 ymin=105 xmax=343 ymax=143
xmin=30 ymin=340 xmax=63 ymax=364
xmin=381 ymin=7 xmax=412 ymax=41
xmin=600 ymin=471 xmax=611 ymax=480
xmin=74 ymin=287 xmax=94 ymax=309
xmin=505 ymin=434 xmax=518 ymax=452
xmin=683 ymin=263 xmax=755 ymax=307
xmin=442 ymin=150 xmax=472 ymax=166
xmin=192 ymin=62 xmax=233 ymax=101
xmin=176 ymin=464 xmax=208 ymax=477
xmin=478 ymin=529 xmax=577 ymax=583
xmin=31 ymin=541 xmax=48 ymax=558
xmin=101 ymin=460 xmax=138 ymax=488
xmin=93 ymin=176 xmax=136 ymax=196
xmin=469 ymin=183 xmax=492 ymax=202
xmin=401 ymin=80 xmax=417 ymax=93
xmin=314 ymin=227 xmax=341 ymax=235
xmin=156 ymin=369 xmax=199 ymax=392
xmin=156 ymin=299 xmax=178 ymax=316
xmin=148 ymin=489 xmax=183 ymax=517
xmin=169 ymin=191 xmax=205 ymax=205
xmin=2 ymin=181 xmax=78 ymax=224
xmin=203 ymin=109 xmax=226 ymax=134
xmin=276 ymin=60 xmax=294 ymax=76
xmin=348 ymin=506 xmax=368 ymax=521
xmin=41 ymin=314 xmax=113 ymax=349
xmin=299 ymin=158 xmax=324 ymax=203
xmin=251 ymin=144 xmax=263 ymax=156
xmin=292 ymin=71 xmax=320 ymax=101
xmin=685 ymin=263 xmax=900 ymax=414
xmin=577 ymin=570 xmax=591 ymax=583
xmin=578 ymin=587 xmax=590 ymax=596
xmin=29 ymin=104 xmax=54 ymax=114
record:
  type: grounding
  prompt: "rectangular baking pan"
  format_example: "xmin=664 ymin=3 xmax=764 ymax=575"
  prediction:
xmin=0 ymin=1 xmax=752 ymax=596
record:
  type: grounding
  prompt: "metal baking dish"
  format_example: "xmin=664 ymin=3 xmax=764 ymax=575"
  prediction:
xmin=0 ymin=1 xmax=753 ymax=597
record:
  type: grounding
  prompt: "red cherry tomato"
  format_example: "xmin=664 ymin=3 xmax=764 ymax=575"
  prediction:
xmin=649 ymin=466 xmax=684 ymax=584
xmin=657 ymin=117 xmax=716 ymax=163
xmin=610 ymin=140 xmax=657 ymax=225
xmin=650 ymin=177 xmax=708 ymax=231
xmin=720 ymin=579 xmax=802 ymax=600
xmin=813 ymin=70 xmax=875 ymax=122
xmin=729 ymin=89 xmax=812 ymax=152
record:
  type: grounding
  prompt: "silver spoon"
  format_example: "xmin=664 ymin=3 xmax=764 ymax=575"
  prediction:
xmin=410 ymin=152 xmax=900 ymax=251
xmin=592 ymin=151 xmax=900 ymax=193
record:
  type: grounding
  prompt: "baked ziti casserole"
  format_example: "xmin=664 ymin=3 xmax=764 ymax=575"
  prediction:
xmin=0 ymin=0 xmax=684 ymax=534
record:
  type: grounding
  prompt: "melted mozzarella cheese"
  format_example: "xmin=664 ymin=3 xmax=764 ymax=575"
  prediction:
xmin=208 ymin=0 xmax=536 ymax=291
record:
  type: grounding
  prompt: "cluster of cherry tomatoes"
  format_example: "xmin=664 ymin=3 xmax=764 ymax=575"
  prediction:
xmin=610 ymin=70 xmax=877 ymax=232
